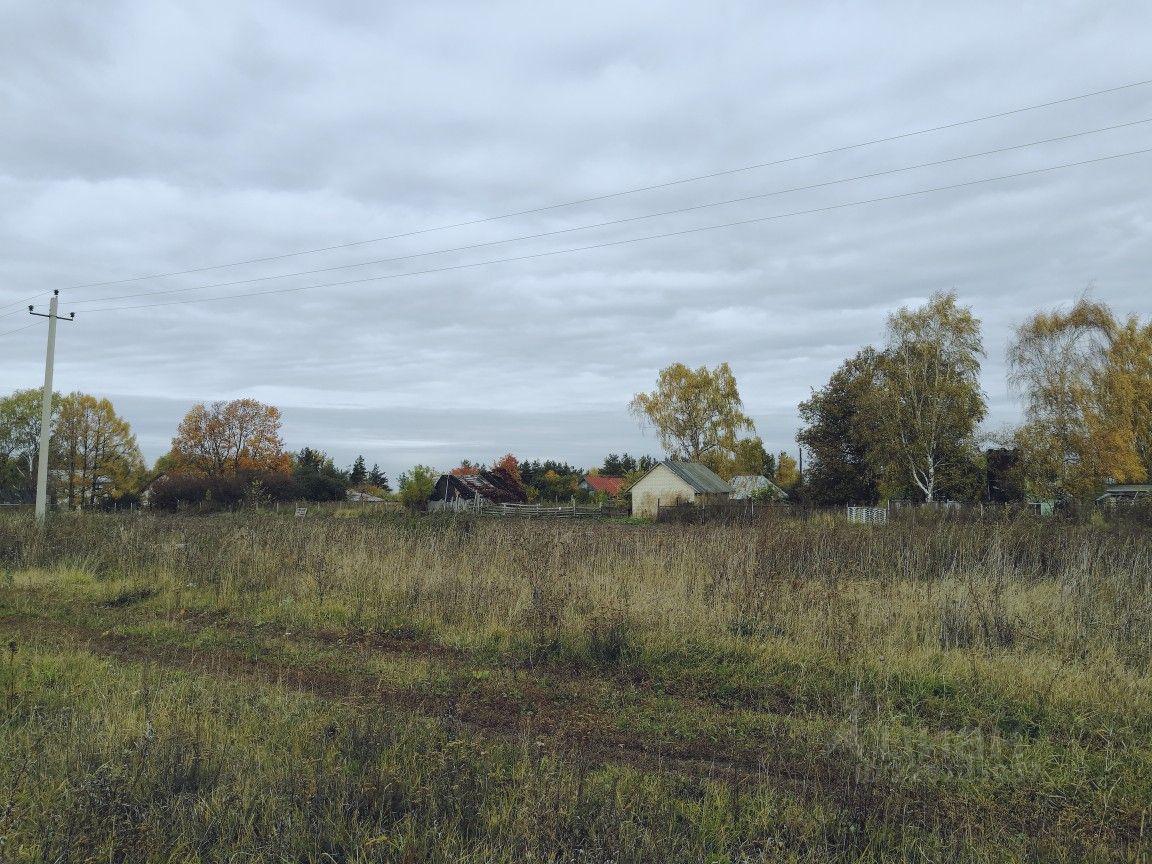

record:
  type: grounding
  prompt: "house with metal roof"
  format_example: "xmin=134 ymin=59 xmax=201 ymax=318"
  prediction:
xmin=629 ymin=460 xmax=732 ymax=518
xmin=580 ymin=474 xmax=625 ymax=498
xmin=730 ymin=475 xmax=788 ymax=501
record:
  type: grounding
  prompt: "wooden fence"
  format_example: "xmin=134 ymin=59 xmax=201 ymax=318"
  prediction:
xmin=477 ymin=501 xmax=612 ymax=519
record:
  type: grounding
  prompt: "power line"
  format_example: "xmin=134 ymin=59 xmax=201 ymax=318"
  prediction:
xmin=0 ymin=322 xmax=37 ymax=339
xmin=41 ymin=77 xmax=1152 ymax=295
xmin=76 ymin=146 xmax=1152 ymax=314
xmin=57 ymin=116 xmax=1152 ymax=310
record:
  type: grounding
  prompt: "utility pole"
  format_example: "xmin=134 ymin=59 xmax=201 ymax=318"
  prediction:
xmin=28 ymin=291 xmax=75 ymax=523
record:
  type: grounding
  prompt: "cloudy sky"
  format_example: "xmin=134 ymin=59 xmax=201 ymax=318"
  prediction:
xmin=1 ymin=1 xmax=1149 ymax=478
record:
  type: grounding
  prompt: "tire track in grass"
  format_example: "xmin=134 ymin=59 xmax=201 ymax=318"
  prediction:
xmin=1 ymin=611 xmax=1145 ymax=852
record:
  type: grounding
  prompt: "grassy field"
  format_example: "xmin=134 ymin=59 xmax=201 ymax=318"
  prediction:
xmin=1 ymin=509 xmax=1150 ymax=861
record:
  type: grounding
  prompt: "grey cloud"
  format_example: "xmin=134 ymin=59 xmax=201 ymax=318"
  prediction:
xmin=2 ymin=0 xmax=1150 ymax=474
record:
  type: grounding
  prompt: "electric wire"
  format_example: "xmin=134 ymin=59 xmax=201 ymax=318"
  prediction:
xmin=41 ymin=77 xmax=1152 ymax=293
xmin=57 ymin=116 xmax=1152 ymax=309
xmin=0 ymin=322 xmax=37 ymax=339
xmin=74 ymin=146 xmax=1152 ymax=314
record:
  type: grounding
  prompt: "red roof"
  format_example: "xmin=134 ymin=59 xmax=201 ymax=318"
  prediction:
xmin=583 ymin=475 xmax=625 ymax=496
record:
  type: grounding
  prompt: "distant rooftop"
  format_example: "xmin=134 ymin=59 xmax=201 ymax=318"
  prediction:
xmin=583 ymin=475 xmax=625 ymax=496
xmin=730 ymin=475 xmax=787 ymax=500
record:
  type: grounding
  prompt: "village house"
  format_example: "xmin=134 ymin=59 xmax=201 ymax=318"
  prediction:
xmin=628 ymin=460 xmax=732 ymax=518
xmin=579 ymin=474 xmax=625 ymax=498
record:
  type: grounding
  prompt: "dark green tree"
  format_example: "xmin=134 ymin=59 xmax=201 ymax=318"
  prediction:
xmin=367 ymin=463 xmax=391 ymax=492
xmin=293 ymin=448 xmax=349 ymax=501
xmin=602 ymin=453 xmax=628 ymax=475
xmin=797 ymin=348 xmax=884 ymax=505
xmin=349 ymin=455 xmax=367 ymax=486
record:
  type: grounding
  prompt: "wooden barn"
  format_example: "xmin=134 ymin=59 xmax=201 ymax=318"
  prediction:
xmin=428 ymin=470 xmax=527 ymax=511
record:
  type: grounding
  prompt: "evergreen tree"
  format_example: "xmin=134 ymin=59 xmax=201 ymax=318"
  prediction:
xmin=349 ymin=455 xmax=367 ymax=486
xmin=367 ymin=463 xmax=391 ymax=492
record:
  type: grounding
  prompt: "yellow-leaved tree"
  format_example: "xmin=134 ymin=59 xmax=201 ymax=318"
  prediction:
xmin=55 ymin=393 xmax=145 ymax=508
xmin=1008 ymin=296 xmax=1152 ymax=496
xmin=629 ymin=362 xmax=755 ymax=465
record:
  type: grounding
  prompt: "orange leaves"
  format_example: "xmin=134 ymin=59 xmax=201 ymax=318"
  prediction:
xmin=492 ymin=453 xmax=522 ymax=486
xmin=170 ymin=398 xmax=287 ymax=477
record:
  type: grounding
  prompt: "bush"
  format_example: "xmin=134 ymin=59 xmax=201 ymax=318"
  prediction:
xmin=398 ymin=465 xmax=438 ymax=511
xmin=148 ymin=471 xmax=298 ymax=511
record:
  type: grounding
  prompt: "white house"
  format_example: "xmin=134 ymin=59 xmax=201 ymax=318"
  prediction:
xmin=629 ymin=461 xmax=733 ymax=518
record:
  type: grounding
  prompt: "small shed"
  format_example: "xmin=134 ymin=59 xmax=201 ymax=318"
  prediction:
xmin=629 ymin=460 xmax=732 ymax=518
xmin=730 ymin=475 xmax=788 ymax=501
xmin=346 ymin=490 xmax=385 ymax=503
xmin=580 ymin=475 xmax=625 ymax=498
xmin=1096 ymin=484 xmax=1152 ymax=504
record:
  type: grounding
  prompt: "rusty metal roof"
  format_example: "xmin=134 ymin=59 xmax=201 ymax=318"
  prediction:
xmin=582 ymin=475 xmax=625 ymax=496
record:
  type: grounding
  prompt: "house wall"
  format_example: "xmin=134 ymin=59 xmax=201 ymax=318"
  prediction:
xmin=630 ymin=465 xmax=697 ymax=518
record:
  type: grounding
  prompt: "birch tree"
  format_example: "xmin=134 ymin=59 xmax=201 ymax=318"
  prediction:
xmin=0 ymin=388 xmax=60 ymax=498
xmin=1008 ymin=297 xmax=1152 ymax=495
xmin=872 ymin=292 xmax=986 ymax=502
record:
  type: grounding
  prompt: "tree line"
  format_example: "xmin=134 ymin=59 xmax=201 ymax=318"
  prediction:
xmin=0 ymin=390 xmax=660 ymax=512
xmin=8 ymin=291 xmax=1143 ymax=511
xmin=395 ymin=453 xmax=664 ymax=510
xmin=630 ymin=292 xmax=1152 ymax=505
xmin=0 ymin=394 xmax=393 ymax=510
xmin=0 ymin=390 xmax=144 ymax=508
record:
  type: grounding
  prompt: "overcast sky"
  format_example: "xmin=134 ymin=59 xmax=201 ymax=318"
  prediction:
xmin=1 ymin=1 xmax=1149 ymax=478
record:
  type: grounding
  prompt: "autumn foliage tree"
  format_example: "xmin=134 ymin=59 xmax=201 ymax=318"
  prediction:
xmin=490 ymin=453 xmax=524 ymax=490
xmin=0 ymin=388 xmax=59 ymax=499
xmin=1008 ymin=296 xmax=1152 ymax=496
xmin=55 ymin=393 xmax=145 ymax=508
xmin=169 ymin=399 xmax=290 ymax=477
xmin=630 ymin=362 xmax=755 ymax=462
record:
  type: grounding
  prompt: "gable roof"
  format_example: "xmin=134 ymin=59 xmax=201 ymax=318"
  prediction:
xmin=730 ymin=475 xmax=787 ymax=500
xmin=582 ymin=475 xmax=625 ymax=496
xmin=431 ymin=471 xmax=527 ymax=504
xmin=654 ymin=460 xmax=732 ymax=494
xmin=346 ymin=490 xmax=385 ymax=503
